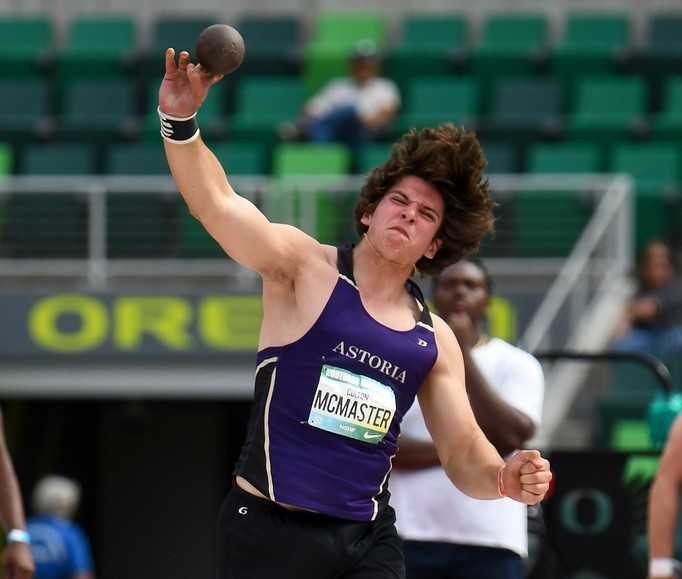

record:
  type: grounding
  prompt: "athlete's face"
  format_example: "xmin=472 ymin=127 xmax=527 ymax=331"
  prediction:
xmin=434 ymin=261 xmax=490 ymax=323
xmin=361 ymin=176 xmax=444 ymax=265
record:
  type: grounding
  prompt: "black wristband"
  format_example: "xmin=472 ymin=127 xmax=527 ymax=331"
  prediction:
xmin=158 ymin=107 xmax=200 ymax=144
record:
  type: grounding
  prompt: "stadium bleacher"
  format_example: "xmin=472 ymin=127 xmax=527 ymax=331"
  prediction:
xmin=0 ymin=11 xmax=679 ymax=260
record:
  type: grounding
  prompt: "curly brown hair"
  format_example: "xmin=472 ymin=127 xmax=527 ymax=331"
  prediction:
xmin=354 ymin=124 xmax=495 ymax=275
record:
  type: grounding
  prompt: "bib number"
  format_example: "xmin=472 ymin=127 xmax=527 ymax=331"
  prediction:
xmin=308 ymin=365 xmax=396 ymax=444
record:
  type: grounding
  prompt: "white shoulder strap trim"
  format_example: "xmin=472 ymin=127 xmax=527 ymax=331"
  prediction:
xmin=338 ymin=273 xmax=359 ymax=290
xmin=417 ymin=321 xmax=434 ymax=333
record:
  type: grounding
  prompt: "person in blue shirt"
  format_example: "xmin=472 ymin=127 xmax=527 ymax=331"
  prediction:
xmin=27 ymin=476 xmax=94 ymax=579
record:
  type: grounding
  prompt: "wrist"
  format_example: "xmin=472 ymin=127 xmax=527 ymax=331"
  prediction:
xmin=6 ymin=529 xmax=31 ymax=545
xmin=649 ymin=558 xmax=677 ymax=577
xmin=158 ymin=106 xmax=200 ymax=144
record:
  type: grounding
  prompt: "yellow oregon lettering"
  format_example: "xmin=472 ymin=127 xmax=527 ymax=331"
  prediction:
xmin=114 ymin=297 xmax=193 ymax=350
xmin=29 ymin=295 xmax=108 ymax=352
xmin=200 ymin=296 xmax=262 ymax=350
xmin=488 ymin=297 xmax=516 ymax=343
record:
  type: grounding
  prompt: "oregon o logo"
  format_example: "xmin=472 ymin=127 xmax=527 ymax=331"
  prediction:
xmin=560 ymin=488 xmax=613 ymax=535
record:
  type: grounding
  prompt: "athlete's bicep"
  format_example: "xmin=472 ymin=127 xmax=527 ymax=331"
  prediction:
xmin=201 ymin=195 xmax=324 ymax=281
xmin=417 ymin=315 xmax=481 ymax=464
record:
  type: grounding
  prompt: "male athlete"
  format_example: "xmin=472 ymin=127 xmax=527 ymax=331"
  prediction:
xmin=158 ymin=48 xmax=552 ymax=579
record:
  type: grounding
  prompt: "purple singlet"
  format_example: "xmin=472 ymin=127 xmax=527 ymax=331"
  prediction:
xmin=234 ymin=246 xmax=438 ymax=521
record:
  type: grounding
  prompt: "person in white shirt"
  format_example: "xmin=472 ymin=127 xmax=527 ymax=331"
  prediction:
xmin=284 ymin=40 xmax=400 ymax=149
xmin=390 ymin=259 xmax=545 ymax=579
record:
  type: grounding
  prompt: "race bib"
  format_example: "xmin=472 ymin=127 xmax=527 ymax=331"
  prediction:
xmin=308 ymin=365 xmax=396 ymax=444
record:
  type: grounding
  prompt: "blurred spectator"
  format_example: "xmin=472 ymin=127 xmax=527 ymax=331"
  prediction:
xmin=28 ymin=476 xmax=94 ymax=579
xmin=647 ymin=414 xmax=682 ymax=579
xmin=0 ymin=412 xmax=34 ymax=579
xmin=611 ymin=240 xmax=682 ymax=355
xmin=281 ymin=40 xmax=400 ymax=149
xmin=390 ymin=259 xmax=544 ymax=579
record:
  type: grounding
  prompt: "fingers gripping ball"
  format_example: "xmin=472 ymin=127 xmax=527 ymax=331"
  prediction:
xmin=196 ymin=24 xmax=245 ymax=76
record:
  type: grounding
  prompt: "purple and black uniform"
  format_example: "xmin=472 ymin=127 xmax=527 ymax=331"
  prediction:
xmin=220 ymin=246 xmax=439 ymax=579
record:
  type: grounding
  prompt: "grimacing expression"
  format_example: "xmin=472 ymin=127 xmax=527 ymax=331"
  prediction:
xmin=434 ymin=261 xmax=490 ymax=323
xmin=361 ymin=176 xmax=444 ymax=265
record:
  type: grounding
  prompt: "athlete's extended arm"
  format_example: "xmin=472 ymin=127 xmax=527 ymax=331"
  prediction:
xmin=418 ymin=315 xmax=551 ymax=503
xmin=0 ymin=415 xmax=34 ymax=579
xmin=160 ymin=48 xmax=320 ymax=280
xmin=648 ymin=414 xmax=682 ymax=579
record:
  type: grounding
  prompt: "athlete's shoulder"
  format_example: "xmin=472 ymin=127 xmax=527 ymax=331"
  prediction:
xmin=429 ymin=313 xmax=459 ymax=352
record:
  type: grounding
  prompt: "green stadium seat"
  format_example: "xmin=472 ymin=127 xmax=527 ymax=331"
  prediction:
xmin=636 ymin=15 xmax=682 ymax=110
xmin=512 ymin=191 xmax=591 ymax=258
xmin=57 ymin=79 xmax=137 ymax=141
xmin=305 ymin=13 xmax=385 ymax=95
xmin=145 ymin=17 xmax=215 ymax=77
xmin=104 ymin=142 xmax=176 ymax=257
xmin=106 ymin=143 xmax=168 ymax=175
xmin=212 ymin=143 xmax=267 ymax=175
xmin=141 ymin=79 xmax=226 ymax=141
xmin=0 ymin=79 xmax=51 ymax=141
xmin=480 ymin=78 xmax=561 ymax=144
xmin=396 ymin=77 xmax=478 ymax=135
xmin=274 ymin=144 xmax=350 ymax=177
xmin=472 ymin=13 xmax=548 ymax=97
xmin=385 ymin=15 xmax=468 ymax=91
xmin=609 ymin=142 xmax=681 ymax=248
xmin=567 ymin=77 xmax=647 ymax=144
xmin=478 ymin=141 xmax=518 ymax=174
xmin=595 ymin=359 xmax=663 ymax=449
xmin=0 ymin=144 xmax=14 ymax=177
xmin=357 ymin=144 xmax=392 ymax=175
xmin=1 ymin=194 xmax=87 ymax=258
xmin=273 ymin=144 xmax=351 ymax=243
xmin=0 ymin=17 xmax=53 ymax=78
xmin=107 ymin=193 xmax=176 ymax=258
xmin=21 ymin=143 xmax=96 ymax=175
xmin=57 ymin=17 xmax=136 ymax=80
xmin=236 ymin=16 xmax=302 ymax=76
xmin=527 ymin=142 xmax=602 ymax=174
xmin=229 ymin=77 xmax=305 ymax=145
xmin=553 ymin=14 xmax=630 ymax=92
xmin=513 ymin=143 xmax=600 ymax=257
xmin=653 ymin=78 xmax=682 ymax=140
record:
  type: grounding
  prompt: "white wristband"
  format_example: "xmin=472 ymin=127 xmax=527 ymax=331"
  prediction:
xmin=6 ymin=529 xmax=31 ymax=544
xmin=649 ymin=558 xmax=675 ymax=577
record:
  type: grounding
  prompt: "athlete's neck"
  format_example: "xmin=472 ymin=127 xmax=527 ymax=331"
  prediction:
xmin=353 ymin=236 xmax=415 ymax=302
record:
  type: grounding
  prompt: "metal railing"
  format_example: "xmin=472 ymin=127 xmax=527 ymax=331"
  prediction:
xmin=520 ymin=174 xmax=633 ymax=352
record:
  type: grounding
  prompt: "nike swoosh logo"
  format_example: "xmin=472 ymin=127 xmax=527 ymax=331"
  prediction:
xmin=363 ymin=432 xmax=382 ymax=440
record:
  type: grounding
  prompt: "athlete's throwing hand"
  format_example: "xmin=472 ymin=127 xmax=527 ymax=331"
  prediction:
xmin=159 ymin=48 xmax=223 ymax=118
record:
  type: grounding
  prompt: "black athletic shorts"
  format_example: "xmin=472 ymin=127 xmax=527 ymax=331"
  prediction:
xmin=217 ymin=485 xmax=405 ymax=579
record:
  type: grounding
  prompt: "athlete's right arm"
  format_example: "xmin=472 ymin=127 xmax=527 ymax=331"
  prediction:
xmin=165 ymin=138 xmax=316 ymax=278
xmin=160 ymin=48 xmax=320 ymax=280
